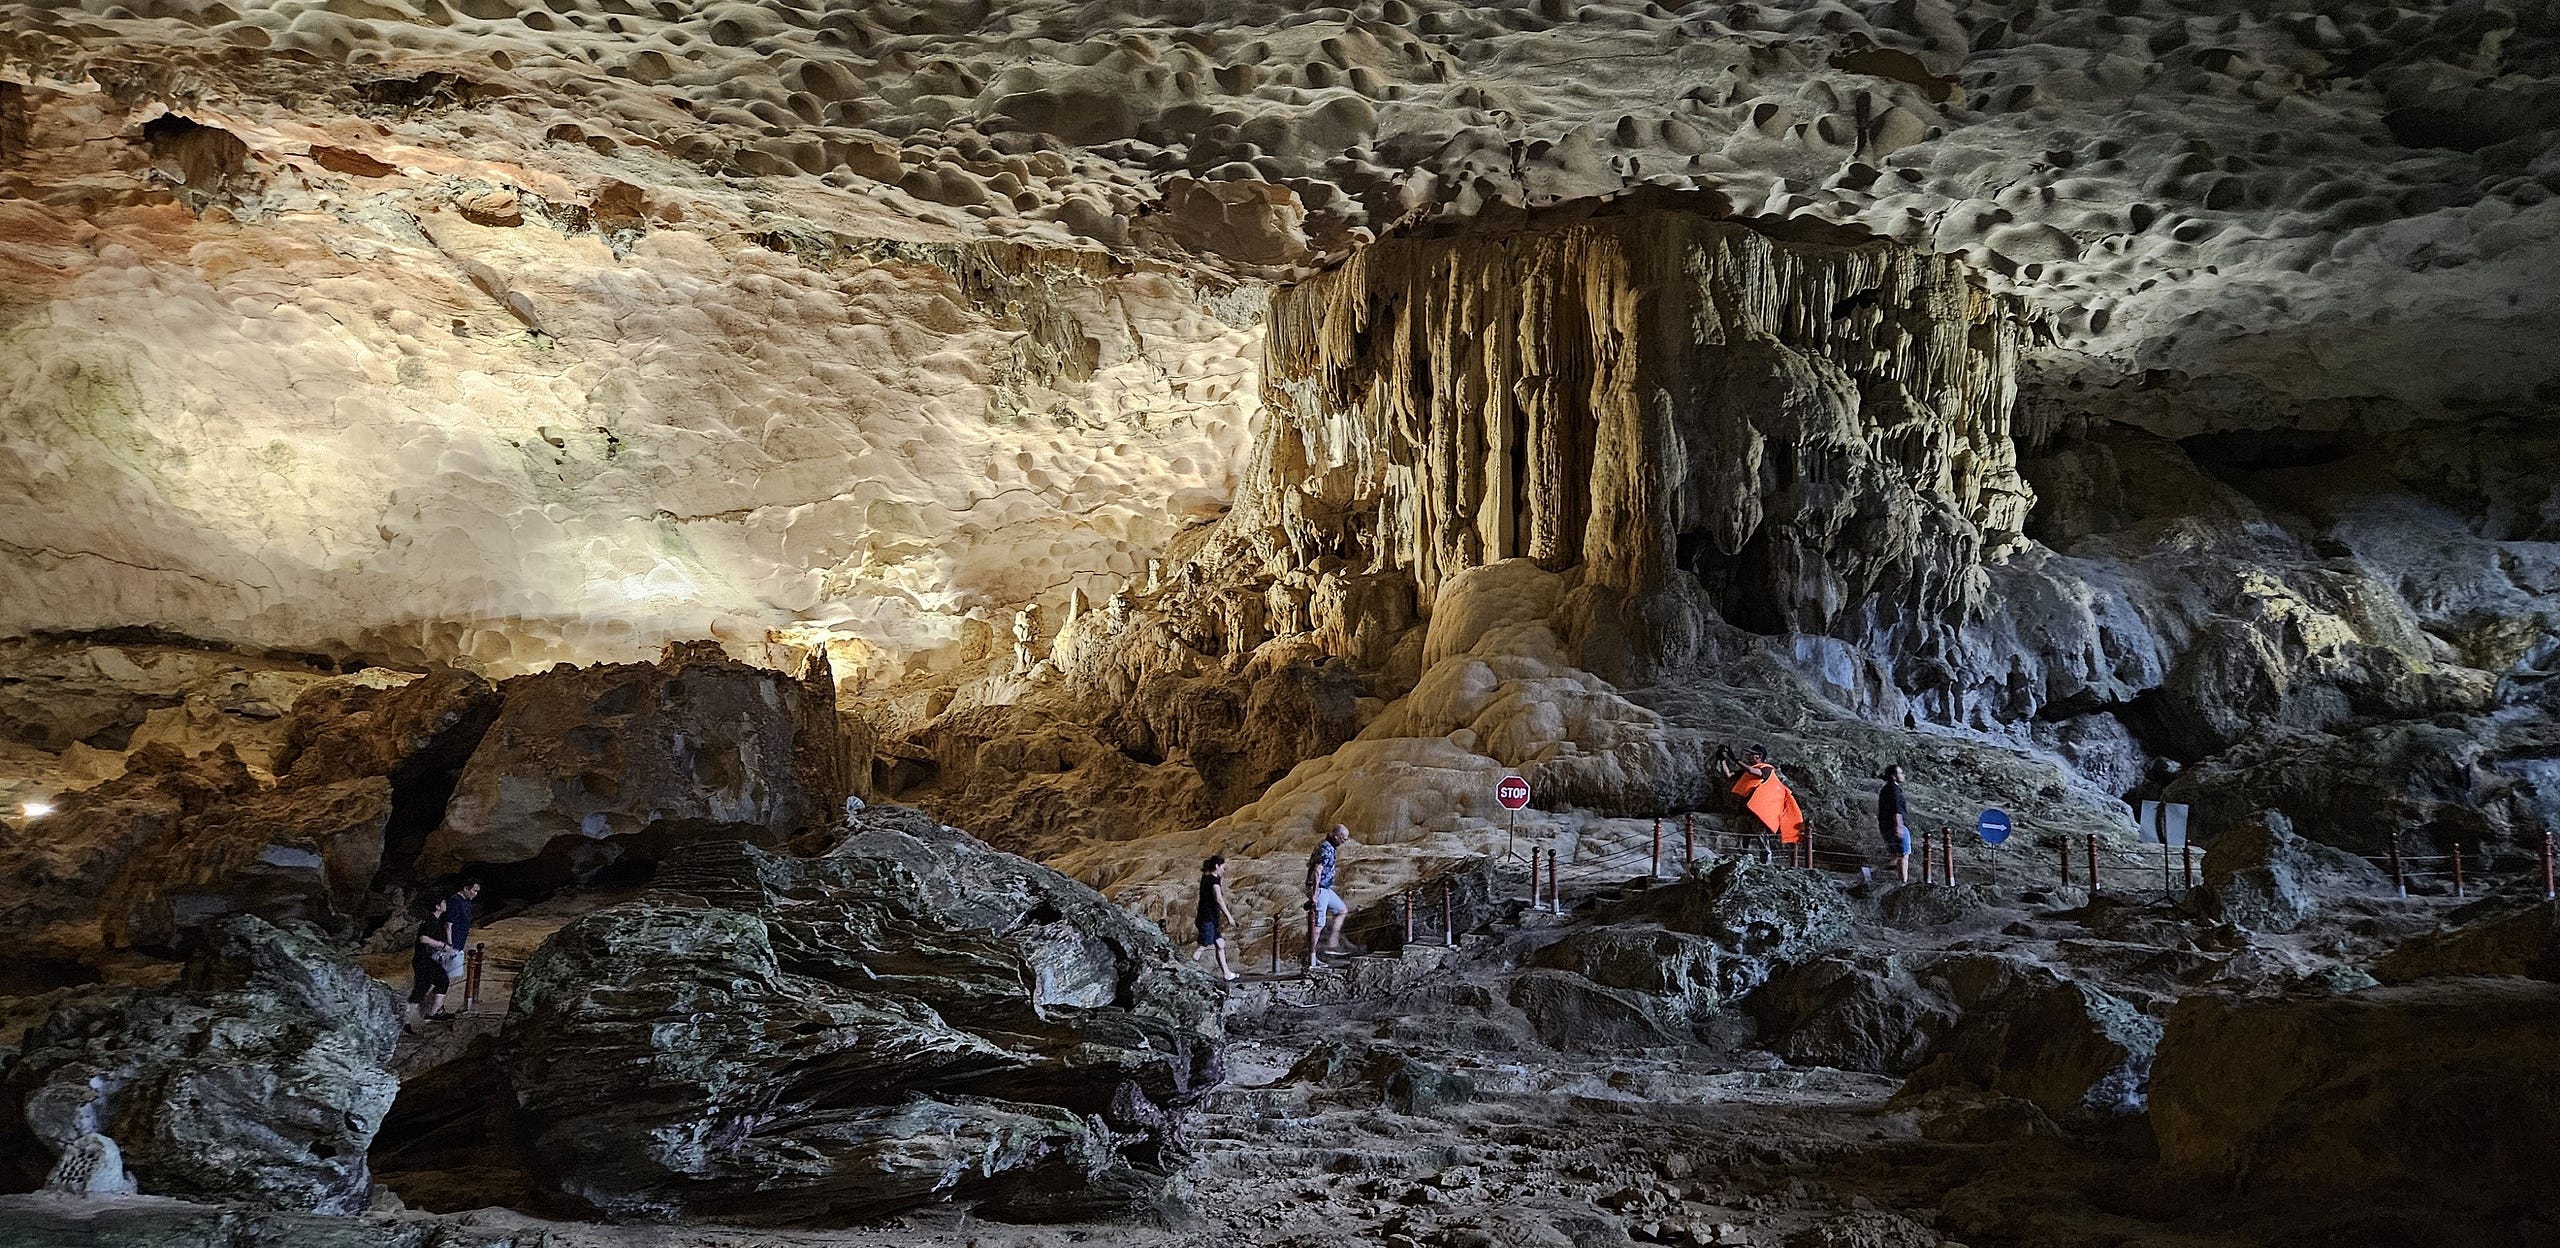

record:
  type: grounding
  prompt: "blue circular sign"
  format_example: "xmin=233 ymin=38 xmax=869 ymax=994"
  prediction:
xmin=1977 ymin=808 xmax=2013 ymax=846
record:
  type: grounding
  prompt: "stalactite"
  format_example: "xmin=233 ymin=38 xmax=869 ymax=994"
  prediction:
xmin=1244 ymin=205 xmax=2030 ymax=677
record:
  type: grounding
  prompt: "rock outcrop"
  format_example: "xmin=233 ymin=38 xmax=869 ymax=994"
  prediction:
xmin=0 ymin=745 xmax=261 ymax=977
xmin=1897 ymin=956 xmax=2159 ymax=1124
xmin=2150 ymin=978 xmax=2560 ymax=1210
xmin=1511 ymin=862 xmax=1854 ymax=1048
xmin=2374 ymin=902 xmax=2560 ymax=984
xmin=2184 ymin=810 xmax=2395 ymax=933
xmin=418 ymin=647 xmax=850 ymax=883
xmin=0 ymin=915 xmax=399 ymax=1213
xmin=499 ymin=805 xmax=1222 ymax=1223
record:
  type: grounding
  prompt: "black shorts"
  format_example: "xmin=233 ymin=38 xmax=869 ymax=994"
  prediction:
xmin=410 ymin=956 xmax=450 ymax=1003
xmin=1196 ymin=919 xmax=1221 ymax=947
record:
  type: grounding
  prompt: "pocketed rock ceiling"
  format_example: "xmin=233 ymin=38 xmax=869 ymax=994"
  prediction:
xmin=1 ymin=0 xmax=2553 ymax=669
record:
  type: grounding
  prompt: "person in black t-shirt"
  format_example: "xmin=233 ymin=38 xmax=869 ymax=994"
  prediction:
xmin=1194 ymin=855 xmax=1237 ymax=983
xmin=406 ymin=896 xmax=458 ymax=1034
xmin=1878 ymin=764 xmax=1911 ymax=883
xmin=443 ymin=878 xmax=481 ymax=949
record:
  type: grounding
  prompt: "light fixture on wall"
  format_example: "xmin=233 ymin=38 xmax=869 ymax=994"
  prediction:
xmin=21 ymin=800 xmax=52 ymax=819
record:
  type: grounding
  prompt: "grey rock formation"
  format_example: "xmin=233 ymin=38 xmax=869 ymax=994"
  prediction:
xmin=1604 ymin=861 xmax=1857 ymax=1000
xmin=40 ymin=1133 xmax=134 ymax=1197
xmin=499 ymin=805 xmax=1222 ymax=1223
xmin=2186 ymin=810 xmax=2393 ymax=933
xmin=2374 ymin=902 xmax=2560 ymax=983
xmin=1750 ymin=952 xmax=1956 ymax=1076
xmin=2151 ymin=978 xmax=2560 ymax=1208
xmin=419 ymin=647 xmax=850 ymax=883
xmin=1896 ymin=955 xmax=2159 ymax=1123
xmin=1508 ymin=862 xmax=1855 ymax=1049
xmin=0 ymin=915 xmax=399 ymax=1213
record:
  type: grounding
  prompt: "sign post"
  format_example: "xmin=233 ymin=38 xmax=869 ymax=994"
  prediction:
xmin=1977 ymin=808 xmax=2012 ymax=890
xmin=1497 ymin=773 xmax=1532 ymax=902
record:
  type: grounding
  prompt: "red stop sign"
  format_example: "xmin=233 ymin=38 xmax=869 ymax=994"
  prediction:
xmin=1496 ymin=775 xmax=1531 ymax=810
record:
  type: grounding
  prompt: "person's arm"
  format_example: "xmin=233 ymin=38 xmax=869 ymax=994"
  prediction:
xmin=1215 ymin=880 xmax=1233 ymax=926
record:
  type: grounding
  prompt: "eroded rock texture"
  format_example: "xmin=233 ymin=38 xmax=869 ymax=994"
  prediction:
xmin=0 ymin=915 xmax=400 ymax=1214
xmin=420 ymin=644 xmax=852 ymax=884
xmin=499 ymin=805 xmax=1222 ymax=1223
xmin=2150 ymin=977 xmax=2560 ymax=1210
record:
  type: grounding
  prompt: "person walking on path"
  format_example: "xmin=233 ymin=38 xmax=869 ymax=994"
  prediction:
xmin=1879 ymin=764 xmax=1911 ymax=883
xmin=1195 ymin=855 xmax=1238 ymax=983
xmin=1306 ymin=824 xmax=1354 ymax=964
xmin=443 ymin=878 xmax=481 ymax=950
xmin=406 ymin=896 xmax=459 ymax=1034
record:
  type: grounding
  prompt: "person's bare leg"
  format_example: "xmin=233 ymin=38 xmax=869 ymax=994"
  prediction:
xmin=1216 ymin=937 xmax=1236 ymax=980
xmin=1322 ymin=911 xmax=1351 ymax=952
xmin=1897 ymin=853 xmax=1909 ymax=884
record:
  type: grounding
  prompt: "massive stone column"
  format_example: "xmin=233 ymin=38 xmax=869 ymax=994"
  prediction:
xmin=1249 ymin=205 xmax=2031 ymax=681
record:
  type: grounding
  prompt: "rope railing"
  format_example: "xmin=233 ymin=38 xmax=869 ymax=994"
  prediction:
xmin=1181 ymin=827 xmax=2559 ymax=984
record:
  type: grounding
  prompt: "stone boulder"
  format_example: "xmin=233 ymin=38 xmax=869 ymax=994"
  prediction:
xmin=0 ymin=915 xmax=399 ymax=1212
xmin=2186 ymin=810 xmax=2392 ymax=933
xmin=499 ymin=805 xmax=1223 ymax=1223
xmin=99 ymin=777 xmax=392 ymax=953
xmin=1750 ymin=952 xmax=1958 ymax=1075
xmin=1897 ymin=955 xmax=2159 ymax=1123
xmin=418 ymin=648 xmax=850 ymax=883
xmin=2373 ymin=901 xmax=2560 ymax=983
xmin=1506 ymin=863 xmax=1853 ymax=1050
xmin=1604 ymin=860 xmax=1855 ymax=999
xmin=0 ymin=745 xmax=259 ymax=978
xmin=2150 ymin=978 xmax=2560 ymax=1208
xmin=273 ymin=667 xmax=501 ymax=789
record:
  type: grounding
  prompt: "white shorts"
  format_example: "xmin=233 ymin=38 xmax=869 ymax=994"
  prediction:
xmin=1314 ymin=887 xmax=1347 ymax=919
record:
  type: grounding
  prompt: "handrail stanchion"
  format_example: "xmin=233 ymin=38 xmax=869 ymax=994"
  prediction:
xmin=1651 ymin=818 xmax=1662 ymax=880
xmin=1921 ymin=828 xmax=1935 ymax=886
xmin=1683 ymin=813 xmax=1694 ymax=872
xmin=1270 ymin=914 xmax=1280 ymax=975
xmin=2059 ymin=838 xmax=2072 ymax=889
xmin=2087 ymin=834 xmax=2102 ymax=896
xmin=1402 ymin=889 xmax=1415 ymax=946
xmin=1548 ymin=850 xmax=1560 ymax=913
xmin=2453 ymin=843 xmax=2466 ymax=899
xmin=2391 ymin=832 xmax=2406 ymax=898
xmin=1443 ymin=883 xmax=1457 ymax=946
xmin=2543 ymin=831 xmax=2555 ymax=903
xmin=2183 ymin=840 xmax=2196 ymax=891
xmin=1303 ymin=905 xmax=1318 ymax=978
xmin=1943 ymin=828 xmax=1954 ymax=885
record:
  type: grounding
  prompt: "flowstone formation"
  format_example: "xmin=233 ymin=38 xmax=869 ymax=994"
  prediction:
xmin=1249 ymin=205 xmax=2030 ymax=685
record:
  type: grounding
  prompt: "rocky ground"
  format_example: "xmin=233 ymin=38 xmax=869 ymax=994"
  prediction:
xmin=5 ymin=795 xmax=2553 ymax=1248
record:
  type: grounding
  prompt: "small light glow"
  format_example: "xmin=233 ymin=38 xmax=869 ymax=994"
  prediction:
xmin=21 ymin=801 xmax=53 ymax=819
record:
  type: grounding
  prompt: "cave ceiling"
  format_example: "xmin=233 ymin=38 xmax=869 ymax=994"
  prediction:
xmin=1 ymin=0 xmax=2553 ymax=670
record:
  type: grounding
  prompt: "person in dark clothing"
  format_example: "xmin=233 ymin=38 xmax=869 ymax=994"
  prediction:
xmin=407 ymin=896 xmax=458 ymax=1034
xmin=1879 ymin=764 xmax=1911 ymax=882
xmin=443 ymin=878 xmax=481 ymax=950
xmin=1194 ymin=855 xmax=1237 ymax=983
